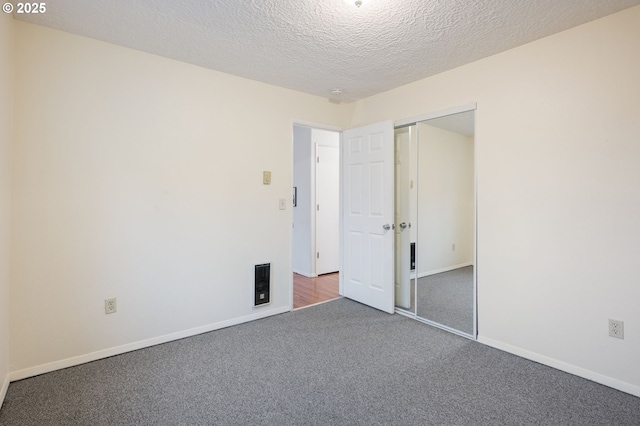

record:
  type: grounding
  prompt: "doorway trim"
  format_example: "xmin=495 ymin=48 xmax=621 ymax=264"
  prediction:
xmin=291 ymin=120 xmax=344 ymax=310
xmin=292 ymin=120 xmax=342 ymax=132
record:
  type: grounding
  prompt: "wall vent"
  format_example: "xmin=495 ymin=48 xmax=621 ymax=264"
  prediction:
xmin=254 ymin=263 xmax=270 ymax=306
xmin=410 ymin=243 xmax=416 ymax=271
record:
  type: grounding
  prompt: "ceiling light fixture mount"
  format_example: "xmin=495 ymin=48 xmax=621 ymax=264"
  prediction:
xmin=355 ymin=0 xmax=362 ymax=7
xmin=331 ymin=88 xmax=343 ymax=95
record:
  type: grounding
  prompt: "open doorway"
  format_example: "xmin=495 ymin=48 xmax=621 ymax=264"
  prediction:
xmin=292 ymin=125 xmax=341 ymax=309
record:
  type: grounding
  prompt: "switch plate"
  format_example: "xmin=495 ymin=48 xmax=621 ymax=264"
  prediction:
xmin=279 ymin=198 xmax=286 ymax=210
xmin=263 ymin=171 xmax=271 ymax=185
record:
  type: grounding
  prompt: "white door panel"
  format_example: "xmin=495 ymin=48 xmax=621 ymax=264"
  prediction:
xmin=316 ymin=145 xmax=340 ymax=274
xmin=342 ymin=121 xmax=394 ymax=314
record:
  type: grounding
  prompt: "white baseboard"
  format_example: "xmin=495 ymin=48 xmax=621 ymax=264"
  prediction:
xmin=417 ymin=262 xmax=473 ymax=279
xmin=478 ymin=336 xmax=640 ymax=397
xmin=0 ymin=372 xmax=9 ymax=408
xmin=10 ymin=305 xmax=290 ymax=382
xmin=292 ymin=269 xmax=316 ymax=278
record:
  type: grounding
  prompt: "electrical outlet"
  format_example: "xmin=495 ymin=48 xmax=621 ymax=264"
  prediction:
xmin=608 ymin=319 xmax=624 ymax=339
xmin=105 ymin=298 xmax=117 ymax=314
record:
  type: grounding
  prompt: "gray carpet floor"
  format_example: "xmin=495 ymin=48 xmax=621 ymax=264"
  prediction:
xmin=416 ymin=266 xmax=474 ymax=335
xmin=1 ymin=298 xmax=639 ymax=425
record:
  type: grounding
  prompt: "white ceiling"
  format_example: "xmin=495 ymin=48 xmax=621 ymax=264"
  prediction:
xmin=14 ymin=0 xmax=640 ymax=103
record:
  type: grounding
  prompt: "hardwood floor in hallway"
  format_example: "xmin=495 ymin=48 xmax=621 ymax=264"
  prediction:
xmin=293 ymin=272 xmax=340 ymax=309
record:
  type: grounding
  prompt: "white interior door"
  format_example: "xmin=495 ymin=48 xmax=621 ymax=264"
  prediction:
xmin=342 ymin=120 xmax=395 ymax=314
xmin=316 ymin=144 xmax=340 ymax=274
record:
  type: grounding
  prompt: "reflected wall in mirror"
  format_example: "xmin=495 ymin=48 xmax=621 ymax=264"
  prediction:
xmin=415 ymin=110 xmax=475 ymax=336
xmin=394 ymin=126 xmax=417 ymax=313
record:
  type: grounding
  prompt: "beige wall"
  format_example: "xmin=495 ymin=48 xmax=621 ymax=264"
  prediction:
xmin=10 ymin=21 xmax=350 ymax=376
xmin=0 ymin=13 xmax=12 ymax=402
xmin=351 ymin=6 xmax=640 ymax=395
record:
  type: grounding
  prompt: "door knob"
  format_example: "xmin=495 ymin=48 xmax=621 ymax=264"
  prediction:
xmin=399 ymin=222 xmax=408 ymax=230
xmin=382 ymin=224 xmax=395 ymax=231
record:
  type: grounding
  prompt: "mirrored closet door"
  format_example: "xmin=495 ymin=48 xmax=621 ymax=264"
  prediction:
xmin=394 ymin=126 xmax=417 ymax=314
xmin=394 ymin=109 xmax=476 ymax=338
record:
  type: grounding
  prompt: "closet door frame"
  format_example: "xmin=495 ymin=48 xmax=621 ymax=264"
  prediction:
xmin=394 ymin=102 xmax=477 ymax=340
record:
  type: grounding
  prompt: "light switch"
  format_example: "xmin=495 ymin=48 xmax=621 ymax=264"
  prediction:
xmin=279 ymin=199 xmax=286 ymax=210
xmin=263 ymin=171 xmax=272 ymax=185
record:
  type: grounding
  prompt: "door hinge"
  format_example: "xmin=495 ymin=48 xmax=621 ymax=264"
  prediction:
xmin=317 ymin=252 xmax=320 ymax=259
xmin=317 ymin=156 xmax=319 ymax=163
xmin=317 ymin=204 xmax=320 ymax=211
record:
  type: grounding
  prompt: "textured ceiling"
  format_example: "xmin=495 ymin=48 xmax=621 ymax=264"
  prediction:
xmin=14 ymin=0 xmax=640 ymax=102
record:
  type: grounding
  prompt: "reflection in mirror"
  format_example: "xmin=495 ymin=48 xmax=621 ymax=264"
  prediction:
xmin=415 ymin=111 xmax=475 ymax=336
xmin=394 ymin=125 xmax=417 ymax=314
